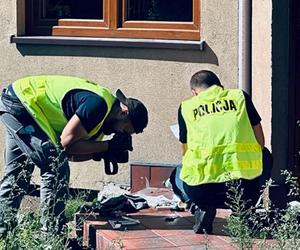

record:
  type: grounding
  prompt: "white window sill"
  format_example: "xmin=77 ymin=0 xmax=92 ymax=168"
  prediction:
xmin=11 ymin=35 xmax=205 ymax=51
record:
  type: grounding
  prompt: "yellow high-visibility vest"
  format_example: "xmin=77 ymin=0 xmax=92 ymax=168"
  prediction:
xmin=12 ymin=75 xmax=115 ymax=144
xmin=180 ymin=85 xmax=262 ymax=185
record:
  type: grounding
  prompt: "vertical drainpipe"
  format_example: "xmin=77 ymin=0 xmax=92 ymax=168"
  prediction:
xmin=238 ymin=0 xmax=252 ymax=96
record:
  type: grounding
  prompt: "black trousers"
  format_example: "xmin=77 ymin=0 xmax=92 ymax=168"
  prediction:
xmin=183 ymin=178 xmax=260 ymax=209
xmin=183 ymin=148 xmax=273 ymax=210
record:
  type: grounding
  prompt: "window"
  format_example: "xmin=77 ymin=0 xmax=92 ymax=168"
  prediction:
xmin=26 ymin=0 xmax=200 ymax=40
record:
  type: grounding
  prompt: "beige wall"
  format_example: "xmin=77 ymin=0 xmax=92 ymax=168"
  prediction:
xmin=252 ymin=0 xmax=272 ymax=149
xmin=0 ymin=0 xmax=238 ymax=189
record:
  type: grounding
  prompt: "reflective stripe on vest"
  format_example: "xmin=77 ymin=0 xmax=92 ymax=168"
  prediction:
xmin=180 ymin=85 xmax=262 ymax=185
xmin=12 ymin=75 xmax=115 ymax=144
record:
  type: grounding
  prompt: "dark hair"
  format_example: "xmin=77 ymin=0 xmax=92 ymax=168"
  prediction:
xmin=116 ymin=89 xmax=148 ymax=134
xmin=190 ymin=70 xmax=221 ymax=89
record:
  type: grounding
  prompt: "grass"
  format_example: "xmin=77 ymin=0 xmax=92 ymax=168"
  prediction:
xmin=0 ymin=149 xmax=92 ymax=250
xmin=224 ymin=180 xmax=254 ymax=249
xmin=64 ymin=194 xmax=88 ymax=222
xmin=225 ymin=170 xmax=300 ymax=250
xmin=0 ymin=194 xmax=92 ymax=250
xmin=0 ymin=210 xmax=67 ymax=250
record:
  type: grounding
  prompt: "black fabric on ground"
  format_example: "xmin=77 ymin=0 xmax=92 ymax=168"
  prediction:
xmin=79 ymin=194 xmax=149 ymax=216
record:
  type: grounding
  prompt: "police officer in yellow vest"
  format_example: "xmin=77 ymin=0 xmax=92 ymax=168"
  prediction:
xmin=178 ymin=70 xmax=265 ymax=234
xmin=0 ymin=75 xmax=148 ymax=236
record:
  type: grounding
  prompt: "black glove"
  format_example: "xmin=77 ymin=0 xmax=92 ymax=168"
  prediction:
xmin=107 ymin=133 xmax=133 ymax=153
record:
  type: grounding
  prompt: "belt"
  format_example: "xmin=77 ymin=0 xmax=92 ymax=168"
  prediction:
xmin=3 ymin=88 xmax=11 ymax=96
xmin=2 ymin=88 xmax=20 ymax=103
xmin=3 ymin=85 xmax=17 ymax=97
xmin=0 ymin=87 xmax=28 ymax=118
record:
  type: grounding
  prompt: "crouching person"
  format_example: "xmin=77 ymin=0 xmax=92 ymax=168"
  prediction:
xmin=177 ymin=70 xmax=266 ymax=234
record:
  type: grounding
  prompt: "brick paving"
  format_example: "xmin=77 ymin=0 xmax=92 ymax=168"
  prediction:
xmin=80 ymin=207 xmax=237 ymax=249
xmin=78 ymin=188 xmax=277 ymax=249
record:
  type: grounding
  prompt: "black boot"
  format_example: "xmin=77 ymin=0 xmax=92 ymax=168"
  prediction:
xmin=193 ymin=208 xmax=216 ymax=234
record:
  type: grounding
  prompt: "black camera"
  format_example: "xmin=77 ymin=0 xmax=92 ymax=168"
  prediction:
xmin=104 ymin=150 xmax=129 ymax=175
xmin=92 ymin=133 xmax=132 ymax=175
xmin=92 ymin=151 xmax=129 ymax=175
xmin=114 ymin=150 xmax=129 ymax=163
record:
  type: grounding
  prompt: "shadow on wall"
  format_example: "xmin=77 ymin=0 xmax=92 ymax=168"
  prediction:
xmin=271 ymin=0 xmax=290 ymax=183
xmin=15 ymin=43 xmax=219 ymax=65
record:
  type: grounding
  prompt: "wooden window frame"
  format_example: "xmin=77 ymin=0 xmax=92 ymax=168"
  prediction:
xmin=27 ymin=0 xmax=201 ymax=41
xmin=26 ymin=0 xmax=58 ymax=35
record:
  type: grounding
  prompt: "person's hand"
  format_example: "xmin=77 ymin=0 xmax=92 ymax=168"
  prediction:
xmin=107 ymin=133 xmax=133 ymax=153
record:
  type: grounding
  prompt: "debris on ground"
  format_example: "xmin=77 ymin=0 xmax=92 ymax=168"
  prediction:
xmin=135 ymin=187 xmax=180 ymax=209
xmin=97 ymin=182 xmax=130 ymax=201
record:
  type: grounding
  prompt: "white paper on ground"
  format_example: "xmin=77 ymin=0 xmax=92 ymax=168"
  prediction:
xmin=170 ymin=124 xmax=179 ymax=140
